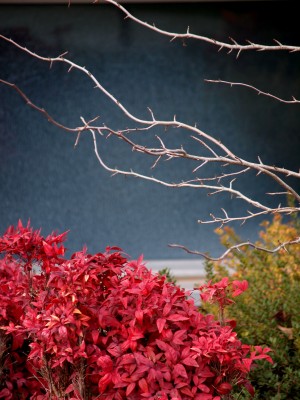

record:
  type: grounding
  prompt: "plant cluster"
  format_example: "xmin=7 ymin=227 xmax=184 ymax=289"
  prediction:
xmin=206 ymin=214 xmax=300 ymax=399
xmin=0 ymin=221 xmax=272 ymax=399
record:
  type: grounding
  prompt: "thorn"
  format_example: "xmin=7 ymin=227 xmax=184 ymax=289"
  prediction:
xmin=273 ymin=39 xmax=283 ymax=46
xmin=236 ymin=48 xmax=242 ymax=59
xmin=74 ymin=132 xmax=81 ymax=148
xmin=221 ymin=208 xmax=229 ymax=219
xmin=58 ymin=51 xmax=68 ymax=58
xmin=229 ymin=178 xmax=236 ymax=189
xmin=229 ymin=37 xmax=238 ymax=45
xmin=147 ymin=107 xmax=155 ymax=121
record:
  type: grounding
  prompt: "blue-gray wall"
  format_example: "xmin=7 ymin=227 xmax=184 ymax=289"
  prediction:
xmin=0 ymin=2 xmax=299 ymax=259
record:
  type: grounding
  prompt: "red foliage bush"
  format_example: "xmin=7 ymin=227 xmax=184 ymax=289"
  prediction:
xmin=0 ymin=222 xmax=272 ymax=399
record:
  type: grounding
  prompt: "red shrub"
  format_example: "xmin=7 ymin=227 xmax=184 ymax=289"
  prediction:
xmin=0 ymin=221 xmax=271 ymax=399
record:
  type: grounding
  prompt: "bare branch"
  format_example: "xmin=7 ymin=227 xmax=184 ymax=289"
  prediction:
xmin=0 ymin=79 xmax=81 ymax=134
xmin=198 ymin=206 xmax=300 ymax=227
xmin=90 ymin=127 xmax=273 ymax=213
xmin=98 ymin=0 xmax=300 ymax=54
xmin=194 ymin=168 xmax=251 ymax=183
xmin=1 ymin=22 xmax=300 ymax=260
xmin=169 ymin=235 xmax=300 ymax=262
xmin=1 ymin=35 xmax=300 ymax=182
xmin=1 ymin=65 xmax=300 ymax=212
xmin=206 ymin=79 xmax=300 ymax=104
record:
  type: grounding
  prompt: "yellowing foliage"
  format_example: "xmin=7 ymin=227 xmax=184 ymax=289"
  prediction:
xmin=206 ymin=214 xmax=300 ymax=399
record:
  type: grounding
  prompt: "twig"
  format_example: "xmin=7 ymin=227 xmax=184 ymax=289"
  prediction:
xmin=206 ymin=79 xmax=300 ymax=104
xmin=169 ymin=236 xmax=300 ymax=262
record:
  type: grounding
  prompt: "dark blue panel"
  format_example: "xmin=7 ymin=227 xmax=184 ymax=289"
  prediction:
xmin=0 ymin=3 xmax=299 ymax=259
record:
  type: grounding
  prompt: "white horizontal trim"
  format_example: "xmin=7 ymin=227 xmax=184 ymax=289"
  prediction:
xmin=145 ymin=259 xmax=205 ymax=278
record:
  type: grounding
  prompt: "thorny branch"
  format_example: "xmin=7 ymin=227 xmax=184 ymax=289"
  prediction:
xmin=99 ymin=0 xmax=300 ymax=57
xmin=100 ymin=0 xmax=300 ymax=105
xmin=169 ymin=235 xmax=300 ymax=262
xmin=205 ymin=79 xmax=300 ymax=104
xmin=0 ymin=2 xmax=300 ymax=260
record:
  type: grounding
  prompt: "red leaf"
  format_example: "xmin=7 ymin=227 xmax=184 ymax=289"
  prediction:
xmin=242 ymin=358 xmax=252 ymax=372
xmin=232 ymin=280 xmax=248 ymax=297
xmin=91 ymin=330 xmax=99 ymax=345
xmin=156 ymin=318 xmax=166 ymax=333
xmin=173 ymin=363 xmax=188 ymax=379
xmin=163 ymin=302 xmax=172 ymax=316
xmin=97 ymin=355 xmax=113 ymax=371
xmin=198 ymin=384 xmax=210 ymax=393
xmin=107 ymin=343 xmax=122 ymax=357
xmin=167 ymin=314 xmax=189 ymax=322
xmin=156 ymin=339 xmax=168 ymax=351
xmin=244 ymin=380 xmax=255 ymax=397
xmin=182 ymin=357 xmax=199 ymax=367
xmin=138 ymin=378 xmax=149 ymax=393
xmin=65 ymin=384 xmax=74 ymax=394
xmin=217 ymin=382 xmax=232 ymax=395
xmin=98 ymin=373 xmax=112 ymax=393
xmin=180 ymin=386 xmax=194 ymax=397
xmin=42 ymin=241 xmax=54 ymax=257
xmin=126 ymin=382 xmax=136 ymax=397
xmin=173 ymin=329 xmax=186 ymax=345
xmin=135 ymin=310 xmax=143 ymax=324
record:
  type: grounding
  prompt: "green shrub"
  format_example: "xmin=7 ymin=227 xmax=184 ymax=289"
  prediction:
xmin=205 ymin=214 xmax=300 ymax=399
xmin=158 ymin=267 xmax=177 ymax=284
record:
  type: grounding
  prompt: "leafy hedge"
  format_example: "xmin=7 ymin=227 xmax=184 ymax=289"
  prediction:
xmin=0 ymin=221 xmax=271 ymax=399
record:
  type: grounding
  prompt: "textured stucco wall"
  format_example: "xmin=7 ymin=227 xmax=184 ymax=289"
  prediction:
xmin=0 ymin=2 xmax=299 ymax=260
